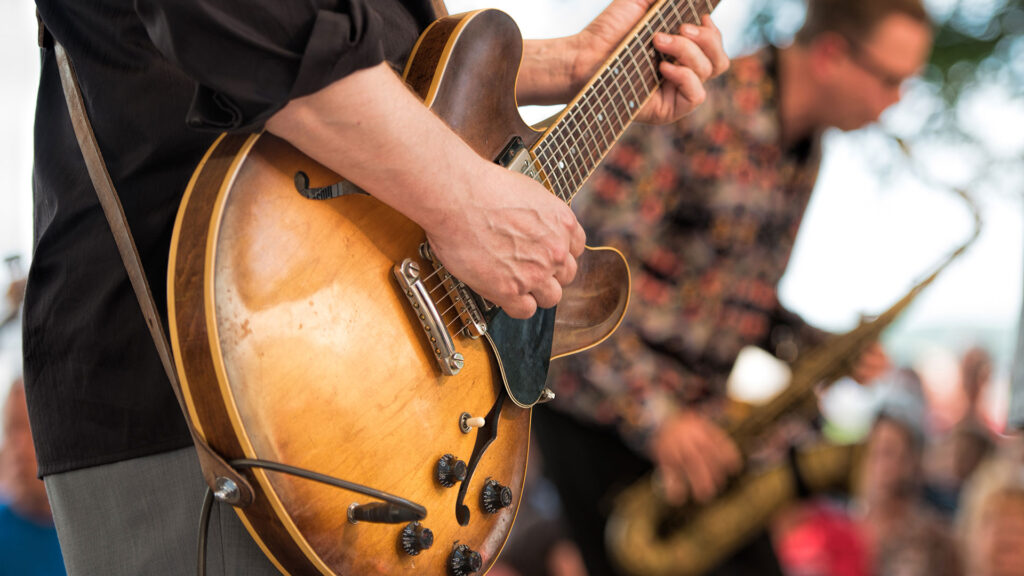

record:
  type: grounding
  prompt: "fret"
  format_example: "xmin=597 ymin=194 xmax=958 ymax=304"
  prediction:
xmin=552 ymin=154 xmax=573 ymax=199
xmin=600 ymin=75 xmax=628 ymax=132
xmin=614 ymin=58 xmax=638 ymax=117
xmin=583 ymin=102 xmax=613 ymax=152
xmin=551 ymin=146 xmax=576 ymax=197
xmin=566 ymin=131 xmax=591 ymax=189
xmin=595 ymin=90 xmax=624 ymax=147
xmin=652 ymin=7 xmax=672 ymax=34
xmin=624 ymin=45 xmax=645 ymax=101
xmin=570 ymin=113 xmax=600 ymax=173
xmin=630 ymin=41 xmax=658 ymax=93
xmin=637 ymin=29 xmax=661 ymax=81
xmin=606 ymin=60 xmax=630 ymax=123
xmin=557 ymin=125 xmax=586 ymax=187
xmin=663 ymin=2 xmax=683 ymax=29
xmin=540 ymin=147 xmax=573 ymax=200
xmin=572 ymin=135 xmax=597 ymax=179
xmin=686 ymin=0 xmax=700 ymax=24
xmin=533 ymin=0 xmax=721 ymax=205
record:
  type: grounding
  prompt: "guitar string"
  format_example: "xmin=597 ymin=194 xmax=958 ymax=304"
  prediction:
xmin=408 ymin=0 xmax=708 ymax=336
xmin=532 ymin=17 xmax=684 ymax=200
xmin=535 ymin=2 xmax=691 ymax=202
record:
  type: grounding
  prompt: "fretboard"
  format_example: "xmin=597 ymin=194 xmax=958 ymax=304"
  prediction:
xmin=532 ymin=0 xmax=721 ymax=203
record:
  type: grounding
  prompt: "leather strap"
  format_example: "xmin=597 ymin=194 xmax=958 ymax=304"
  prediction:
xmin=36 ymin=10 xmax=52 ymax=49
xmin=431 ymin=0 xmax=448 ymax=17
xmin=52 ymin=42 xmax=254 ymax=507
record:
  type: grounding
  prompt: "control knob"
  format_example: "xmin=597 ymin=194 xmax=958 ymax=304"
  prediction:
xmin=399 ymin=522 xmax=433 ymax=556
xmin=448 ymin=543 xmax=482 ymax=576
xmin=480 ymin=479 xmax=512 ymax=514
xmin=435 ymin=454 xmax=468 ymax=487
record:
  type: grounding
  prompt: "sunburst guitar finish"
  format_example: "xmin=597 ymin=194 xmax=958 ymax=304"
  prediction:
xmin=168 ymin=9 xmax=633 ymax=576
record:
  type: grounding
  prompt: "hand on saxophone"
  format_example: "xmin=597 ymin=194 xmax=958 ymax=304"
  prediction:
xmin=649 ymin=409 xmax=742 ymax=505
xmin=851 ymin=341 xmax=892 ymax=385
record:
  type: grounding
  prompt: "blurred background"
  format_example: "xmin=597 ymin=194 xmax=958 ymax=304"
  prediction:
xmin=4 ymin=0 xmax=1020 ymax=437
xmin=0 ymin=1 xmax=1020 ymax=575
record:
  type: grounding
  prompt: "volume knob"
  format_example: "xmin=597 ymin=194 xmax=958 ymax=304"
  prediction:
xmin=448 ymin=544 xmax=482 ymax=576
xmin=399 ymin=522 xmax=433 ymax=556
xmin=480 ymin=479 xmax=513 ymax=513
xmin=436 ymin=454 xmax=468 ymax=487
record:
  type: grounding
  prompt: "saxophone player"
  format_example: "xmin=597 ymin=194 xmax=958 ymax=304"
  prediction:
xmin=535 ymin=1 xmax=933 ymax=574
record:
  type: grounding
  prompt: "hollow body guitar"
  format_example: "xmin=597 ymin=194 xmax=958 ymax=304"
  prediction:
xmin=168 ymin=3 xmax=718 ymax=575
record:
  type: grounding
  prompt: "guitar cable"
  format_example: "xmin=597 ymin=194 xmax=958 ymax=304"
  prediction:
xmin=196 ymin=458 xmax=428 ymax=576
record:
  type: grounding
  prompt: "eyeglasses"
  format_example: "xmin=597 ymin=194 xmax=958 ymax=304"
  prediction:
xmin=844 ymin=39 xmax=910 ymax=90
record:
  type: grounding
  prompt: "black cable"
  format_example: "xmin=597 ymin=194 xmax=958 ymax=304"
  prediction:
xmin=197 ymin=487 xmax=215 ymax=576
xmin=195 ymin=457 xmax=428 ymax=576
xmin=230 ymin=458 xmax=427 ymax=516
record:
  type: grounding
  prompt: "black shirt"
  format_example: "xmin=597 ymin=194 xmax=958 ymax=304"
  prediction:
xmin=27 ymin=0 xmax=435 ymax=476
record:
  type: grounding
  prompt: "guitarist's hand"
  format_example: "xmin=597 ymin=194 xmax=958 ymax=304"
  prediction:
xmin=268 ymin=64 xmax=585 ymax=320
xmin=650 ymin=409 xmax=741 ymax=505
xmin=517 ymin=1 xmax=728 ymax=120
xmin=573 ymin=2 xmax=729 ymax=124
xmin=424 ymin=163 xmax=586 ymax=320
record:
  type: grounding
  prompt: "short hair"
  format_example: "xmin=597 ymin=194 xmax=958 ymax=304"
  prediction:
xmin=795 ymin=0 xmax=930 ymax=45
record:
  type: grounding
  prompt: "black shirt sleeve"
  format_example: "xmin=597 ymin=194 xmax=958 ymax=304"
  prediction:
xmin=133 ymin=0 xmax=395 ymax=131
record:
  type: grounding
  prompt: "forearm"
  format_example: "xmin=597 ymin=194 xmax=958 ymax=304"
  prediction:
xmin=264 ymin=61 xmax=586 ymax=319
xmin=265 ymin=62 xmax=478 ymax=232
xmin=516 ymin=36 xmax=583 ymax=106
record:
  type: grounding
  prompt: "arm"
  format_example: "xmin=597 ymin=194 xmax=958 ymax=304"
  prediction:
xmin=765 ymin=305 xmax=891 ymax=383
xmin=134 ymin=1 xmax=583 ymax=318
xmin=517 ymin=1 xmax=730 ymax=124
xmin=265 ymin=64 xmax=584 ymax=319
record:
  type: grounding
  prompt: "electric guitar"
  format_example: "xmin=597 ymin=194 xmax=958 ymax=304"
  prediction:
xmin=168 ymin=1 xmax=721 ymax=574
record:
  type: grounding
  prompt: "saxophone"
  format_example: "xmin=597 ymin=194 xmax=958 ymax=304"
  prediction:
xmin=605 ymin=143 xmax=982 ymax=576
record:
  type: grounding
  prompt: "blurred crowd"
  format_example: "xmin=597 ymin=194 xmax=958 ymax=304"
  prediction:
xmin=492 ymin=345 xmax=1024 ymax=576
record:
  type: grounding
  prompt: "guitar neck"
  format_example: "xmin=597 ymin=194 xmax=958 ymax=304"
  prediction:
xmin=531 ymin=0 xmax=721 ymax=203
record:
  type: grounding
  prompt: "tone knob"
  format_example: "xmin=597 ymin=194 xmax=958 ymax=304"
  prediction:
xmin=448 ymin=543 xmax=482 ymax=576
xmin=399 ymin=522 xmax=433 ymax=556
xmin=480 ymin=479 xmax=512 ymax=513
xmin=436 ymin=454 xmax=467 ymax=487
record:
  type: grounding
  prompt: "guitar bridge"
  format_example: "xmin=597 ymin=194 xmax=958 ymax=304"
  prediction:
xmin=420 ymin=243 xmax=488 ymax=339
xmin=394 ymin=245 xmax=488 ymax=376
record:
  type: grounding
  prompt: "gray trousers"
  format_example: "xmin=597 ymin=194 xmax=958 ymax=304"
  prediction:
xmin=44 ymin=447 xmax=281 ymax=575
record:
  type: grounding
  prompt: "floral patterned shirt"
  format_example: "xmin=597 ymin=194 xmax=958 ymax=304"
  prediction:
xmin=546 ymin=47 xmax=826 ymax=453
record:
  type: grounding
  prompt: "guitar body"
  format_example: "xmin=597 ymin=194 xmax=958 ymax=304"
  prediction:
xmin=168 ymin=9 xmax=629 ymax=576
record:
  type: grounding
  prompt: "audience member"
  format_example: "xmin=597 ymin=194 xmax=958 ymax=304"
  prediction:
xmin=0 ymin=379 xmax=65 ymax=576
xmin=957 ymin=438 xmax=1024 ymax=576
xmin=854 ymin=369 xmax=961 ymax=576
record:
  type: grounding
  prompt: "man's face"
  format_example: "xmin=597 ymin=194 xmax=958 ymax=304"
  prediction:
xmin=823 ymin=14 xmax=933 ymax=131
xmin=860 ymin=418 xmax=919 ymax=503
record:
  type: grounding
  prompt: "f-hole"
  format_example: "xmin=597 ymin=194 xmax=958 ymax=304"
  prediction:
xmin=454 ymin=394 xmax=504 ymax=526
xmin=294 ymin=171 xmax=368 ymax=200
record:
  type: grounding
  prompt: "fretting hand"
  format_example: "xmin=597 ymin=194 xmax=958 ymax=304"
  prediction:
xmin=571 ymin=1 xmax=729 ymax=124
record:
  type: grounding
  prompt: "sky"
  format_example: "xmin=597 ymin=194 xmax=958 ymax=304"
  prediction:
xmin=3 ymin=1 xmax=1022 ymax=424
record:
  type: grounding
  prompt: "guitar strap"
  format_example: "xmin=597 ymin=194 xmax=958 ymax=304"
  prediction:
xmin=39 ymin=0 xmax=452 ymax=508
xmin=39 ymin=13 xmax=255 ymax=507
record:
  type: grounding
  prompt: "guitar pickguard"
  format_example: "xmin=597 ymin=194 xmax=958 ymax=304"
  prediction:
xmin=484 ymin=307 xmax=556 ymax=408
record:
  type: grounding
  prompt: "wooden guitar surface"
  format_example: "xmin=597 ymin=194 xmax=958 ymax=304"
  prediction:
xmin=169 ymin=9 xmax=629 ymax=576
